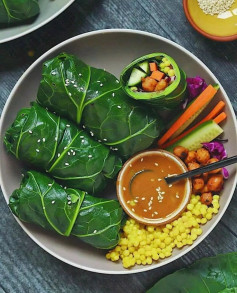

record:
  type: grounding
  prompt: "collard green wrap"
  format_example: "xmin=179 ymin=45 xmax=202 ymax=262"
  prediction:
xmin=36 ymin=53 xmax=163 ymax=158
xmin=9 ymin=171 xmax=124 ymax=249
xmin=0 ymin=0 xmax=39 ymax=24
xmin=4 ymin=103 xmax=122 ymax=194
xmin=120 ymin=53 xmax=187 ymax=109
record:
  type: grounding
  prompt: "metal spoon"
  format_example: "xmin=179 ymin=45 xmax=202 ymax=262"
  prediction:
xmin=165 ymin=155 xmax=237 ymax=185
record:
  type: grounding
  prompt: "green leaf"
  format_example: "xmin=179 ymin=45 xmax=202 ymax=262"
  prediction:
xmin=147 ymin=252 xmax=237 ymax=293
xmin=37 ymin=53 xmax=164 ymax=158
xmin=4 ymin=103 xmax=122 ymax=194
xmin=0 ymin=0 xmax=39 ymax=24
xmin=9 ymin=170 xmax=124 ymax=249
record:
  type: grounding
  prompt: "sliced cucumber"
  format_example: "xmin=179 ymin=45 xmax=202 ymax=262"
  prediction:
xmin=166 ymin=120 xmax=223 ymax=152
xmin=138 ymin=61 xmax=149 ymax=74
xmin=128 ymin=68 xmax=147 ymax=86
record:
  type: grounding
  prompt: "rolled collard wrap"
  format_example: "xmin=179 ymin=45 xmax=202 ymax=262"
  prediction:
xmin=0 ymin=0 xmax=40 ymax=24
xmin=4 ymin=103 xmax=122 ymax=194
xmin=9 ymin=171 xmax=124 ymax=249
xmin=120 ymin=53 xmax=187 ymax=109
xmin=36 ymin=53 xmax=164 ymax=159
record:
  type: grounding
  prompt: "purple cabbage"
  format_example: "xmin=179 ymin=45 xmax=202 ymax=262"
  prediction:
xmin=187 ymin=76 xmax=208 ymax=99
xmin=202 ymin=141 xmax=229 ymax=179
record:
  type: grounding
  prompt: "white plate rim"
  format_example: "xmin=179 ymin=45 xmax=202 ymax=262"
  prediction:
xmin=0 ymin=28 xmax=236 ymax=274
xmin=0 ymin=0 xmax=75 ymax=44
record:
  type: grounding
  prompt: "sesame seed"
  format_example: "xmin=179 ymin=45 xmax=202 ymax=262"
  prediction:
xmin=141 ymin=158 xmax=144 ymax=162
xmin=29 ymin=130 xmax=32 ymax=134
xmin=123 ymin=187 xmax=126 ymax=191
xmin=135 ymin=196 xmax=139 ymax=199
xmin=69 ymin=93 xmax=72 ymax=96
xmin=151 ymin=197 xmax=153 ymax=200
xmin=93 ymin=230 xmax=97 ymax=233
xmin=68 ymin=152 xmax=71 ymax=156
xmin=151 ymin=178 xmax=155 ymax=182
xmin=144 ymin=209 xmax=147 ymax=212
xmin=66 ymin=124 xmax=70 ymax=127
xmin=112 ymin=93 xmax=115 ymax=97
xmin=73 ymin=152 xmax=76 ymax=156
xmin=132 ymin=208 xmax=135 ymax=212
xmin=52 ymin=201 xmax=55 ymax=204
xmin=169 ymin=184 xmax=173 ymax=188
xmin=68 ymin=201 xmax=71 ymax=205
xmin=134 ymin=200 xmax=138 ymax=203
xmin=82 ymin=125 xmax=86 ymax=129
xmin=79 ymin=73 xmax=82 ymax=76
xmin=37 ymin=139 xmax=41 ymax=142
xmin=129 ymin=164 xmax=132 ymax=168
xmin=66 ymin=79 xmax=69 ymax=83
xmin=71 ymin=81 xmax=75 ymax=84
xmin=80 ymin=87 xmax=84 ymax=91
xmin=95 ymin=91 xmax=99 ymax=94
xmin=58 ymin=153 xmax=60 ymax=157
xmin=42 ymin=138 xmax=46 ymax=142
xmin=80 ymin=136 xmax=84 ymax=138
xmin=154 ymin=211 xmax=158 ymax=215
xmin=98 ymin=140 xmax=101 ymax=142
xmin=71 ymin=149 xmax=73 ymax=152
xmin=64 ymin=187 xmax=67 ymax=190
xmin=117 ymin=106 xmax=121 ymax=109
xmin=64 ymin=147 xmax=67 ymax=149
xmin=65 ymin=84 xmax=69 ymax=87
xmin=73 ymin=84 xmax=77 ymax=88
xmin=90 ymin=131 xmax=94 ymax=136
xmin=116 ymin=80 xmax=119 ymax=83
xmin=52 ymin=72 xmax=56 ymax=75
xmin=65 ymin=163 xmax=69 ymax=166
xmin=158 ymin=178 xmax=162 ymax=181
xmin=127 ymin=200 xmax=130 ymax=204
xmin=81 ymin=140 xmax=85 ymax=143
xmin=103 ymin=138 xmax=107 ymax=141
xmin=97 ymin=81 xmax=100 ymax=83
xmin=142 ymin=197 xmax=145 ymax=200
xmin=100 ymin=83 xmax=103 ymax=87
xmin=48 ymin=183 xmax=52 ymax=186
xmin=67 ymin=196 xmax=71 ymax=200
xmin=155 ymin=163 xmax=159 ymax=166
xmin=88 ymin=155 xmax=92 ymax=158
xmin=36 ymin=149 xmax=39 ymax=153
xmin=152 ymin=214 xmax=154 ymax=217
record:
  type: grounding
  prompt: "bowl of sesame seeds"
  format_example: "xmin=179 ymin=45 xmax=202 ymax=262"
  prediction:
xmin=183 ymin=0 xmax=237 ymax=41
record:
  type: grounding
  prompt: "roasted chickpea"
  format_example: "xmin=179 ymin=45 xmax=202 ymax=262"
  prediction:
xmin=192 ymin=177 xmax=205 ymax=191
xmin=142 ymin=77 xmax=157 ymax=92
xmin=207 ymin=158 xmax=222 ymax=174
xmin=196 ymin=148 xmax=210 ymax=165
xmin=207 ymin=174 xmax=223 ymax=192
xmin=188 ymin=162 xmax=201 ymax=177
xmin=200 ymin=193 xmax=213 ymax=206
xmin=201 ymin=184 xmax=209 ymax=193
xmin=173 ymin=146 xmax=188 ymax=160
xmin=155 ymin=79 xmax=168 ymax=91
xmin=185 ymin=151 xmax=197 ymax=164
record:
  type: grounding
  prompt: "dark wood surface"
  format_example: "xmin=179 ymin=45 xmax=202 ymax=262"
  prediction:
xmin=0 ymin=1 xmax=237 ymax=292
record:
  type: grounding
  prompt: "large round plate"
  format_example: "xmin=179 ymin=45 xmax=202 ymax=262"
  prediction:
xmin=0 ymin=0 xmax=75 ymax=44
xmin=0 ymin=29 xmax=237 ymax=274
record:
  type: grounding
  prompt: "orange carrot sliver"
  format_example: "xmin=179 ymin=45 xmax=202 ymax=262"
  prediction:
xmin=149 ymin=62 xmax=158 ymax=72
xmin=158 ymin=85 xmax=218 ymax=146
xmin=214 ymin=112 xmax=227 ymax=124
xmin=150 ymin=70 xmax=165 ymax=81
xmin=161 ymin=102 xmax=226 ymax=149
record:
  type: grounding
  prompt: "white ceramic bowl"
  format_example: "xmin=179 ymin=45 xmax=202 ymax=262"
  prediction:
xmin=0 ymin=29 xmax=236 ymax=274
xmin=0 ymin=0 xmax=75 ymax=44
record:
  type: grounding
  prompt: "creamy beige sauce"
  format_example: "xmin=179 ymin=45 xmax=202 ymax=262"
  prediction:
xmin=120 ymin=153 xmax=187 ymax=220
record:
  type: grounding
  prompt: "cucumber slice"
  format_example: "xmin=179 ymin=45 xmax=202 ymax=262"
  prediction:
xmin=166 ymin=120 xmax=223 ymax=152
xmin=138 ymin=61 xmax=149 ymax=74
xmin=128 ymin=68 xmax=147 ymax=86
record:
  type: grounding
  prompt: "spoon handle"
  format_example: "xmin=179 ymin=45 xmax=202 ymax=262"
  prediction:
xmin=165 ymin=155 xmax=237 ymax=184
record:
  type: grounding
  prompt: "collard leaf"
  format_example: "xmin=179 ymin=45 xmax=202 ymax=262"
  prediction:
xmin=0 ymin=0 xmax=39 ymax=24
xmin=37 ymin=53 xmax=163 ymax=158
xmin=9 ymin=170 xmax=124 ymax=249
xmin=4 ymin=103 xmax=122 ymax=194
xmin=147 ymin=252 xmax=237 ymax=293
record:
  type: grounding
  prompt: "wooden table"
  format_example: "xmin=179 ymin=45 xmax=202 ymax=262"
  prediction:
xmin=0 ymin=1 xmax=236 ymax=292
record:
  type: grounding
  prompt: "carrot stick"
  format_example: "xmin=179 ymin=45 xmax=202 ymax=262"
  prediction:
xmin=214 ymin=112 xmax=227 ymax=124
xmin=158 ymin=85 xmax=218 ymax=146
xmin=161 ymin=101 xmax=225 ymax=149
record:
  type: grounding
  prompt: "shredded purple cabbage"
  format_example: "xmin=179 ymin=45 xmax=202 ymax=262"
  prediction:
xmin=182 ymin=76 xmax=208 ymax=109
xmin=202 ymin=141 xmax=229 ymax=179
xmin=187 ymin=76 xmax=208 ymax=99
